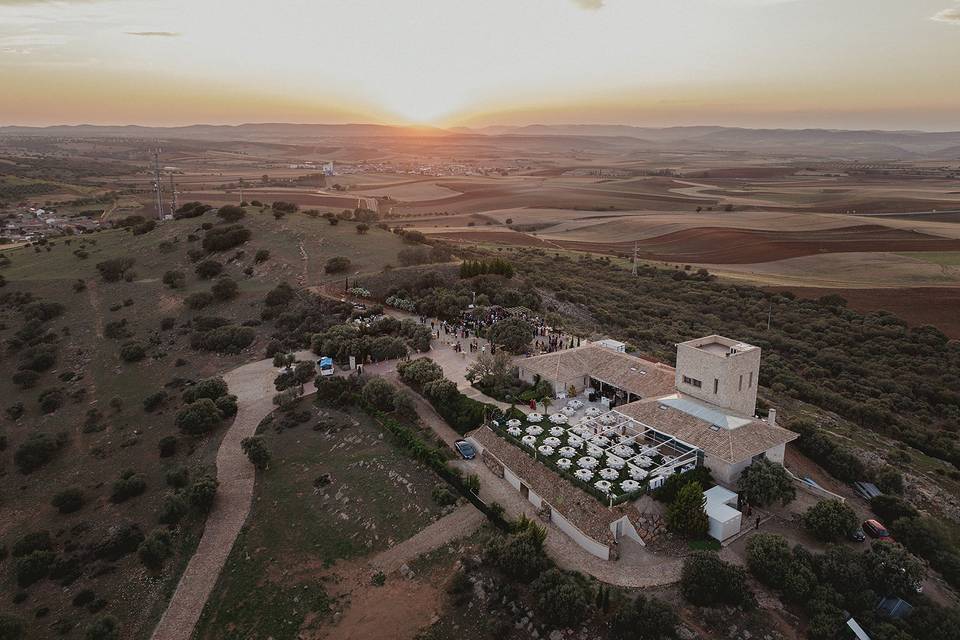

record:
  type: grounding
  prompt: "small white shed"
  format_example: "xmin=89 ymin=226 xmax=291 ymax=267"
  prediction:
xmin=704 ymin=485 xmax=742 ymax=542
xmin=594 ymin=339 xmax=627 ymax=353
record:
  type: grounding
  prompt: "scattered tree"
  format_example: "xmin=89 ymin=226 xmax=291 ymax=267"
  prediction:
xmin=737 ymin=458 xmax=795 ymax=507
xmin=241 ymin=436 xmax=271 ymax=470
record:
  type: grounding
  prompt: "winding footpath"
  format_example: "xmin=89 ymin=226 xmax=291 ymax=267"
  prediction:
xmin=150 ymin=352 xmax=316 ymax=640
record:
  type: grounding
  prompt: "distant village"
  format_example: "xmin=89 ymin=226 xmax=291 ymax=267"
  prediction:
xmin=0 ymin=206 xmax=101 ymax=243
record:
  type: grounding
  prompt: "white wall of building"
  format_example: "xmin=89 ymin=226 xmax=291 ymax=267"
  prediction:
xmin=764 ymin=443 xmax=786 ymax=465
xmin=610 ymin=515 xmax=645 ymax=546
xmin=551 ymin=509 xmax=610 ymax=560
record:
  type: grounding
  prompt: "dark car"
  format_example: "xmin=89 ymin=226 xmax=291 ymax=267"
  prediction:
xmin=863 ymin=519 xmax=894 ymax=542
xmin=454 ymin=440 xmax=476 ymax=460
xmin=849 ymin=528 xmax=866 ymax=543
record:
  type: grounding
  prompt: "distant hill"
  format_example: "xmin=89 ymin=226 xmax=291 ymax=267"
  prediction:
xmin=5 ymin=122 xmax=960 ymax=159
xmin=0 ymin=122 xmax=450 ymax=142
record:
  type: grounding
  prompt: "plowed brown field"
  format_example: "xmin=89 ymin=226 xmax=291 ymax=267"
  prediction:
xmin=432 ymin=225 xmax=960 ymax=264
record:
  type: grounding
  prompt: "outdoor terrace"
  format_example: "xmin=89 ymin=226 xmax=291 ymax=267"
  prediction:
xmin=490 ymin=400 xmax=701 ymax=504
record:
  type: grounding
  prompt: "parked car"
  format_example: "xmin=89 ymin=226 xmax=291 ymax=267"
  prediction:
xmin=317 ymin=356 xmax=335 ymax=377
xmin=862 ymin=519 xmax=894 ymax=542
xmin=454 ymin=440 xmax=476 ymax=460
xmin=849 ymin=528 xmax=866 ymax=542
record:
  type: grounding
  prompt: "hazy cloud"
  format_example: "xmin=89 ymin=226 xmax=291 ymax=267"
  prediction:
xmin=572 ymin=0 xmax=604 ymax=10
xmin=0 ymin=0 xmax=99 ymax=4
xmin=125 ymin=31 xmax=179 ymax=37
xmin=932 ymin=5 xmax=960 ymax=24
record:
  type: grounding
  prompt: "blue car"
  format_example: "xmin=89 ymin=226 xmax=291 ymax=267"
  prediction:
xmin=454 ymin=440 xmax=476 ymax=460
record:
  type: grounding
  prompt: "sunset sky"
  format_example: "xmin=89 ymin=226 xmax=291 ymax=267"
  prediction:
xmin=2 ymin=0 xmax=960 ymax=129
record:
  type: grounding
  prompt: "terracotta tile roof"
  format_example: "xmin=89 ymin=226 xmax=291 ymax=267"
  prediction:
xmin=472 ymin=426 xmax=643 ymax=545
xmin=517 ymin=345 xmax=676 ymax=399
xmin=614 ymin=397 xmax=798 ymax=464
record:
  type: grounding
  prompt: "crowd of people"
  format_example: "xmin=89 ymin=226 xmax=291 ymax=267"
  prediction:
xmin=415 ymin=306 xmax=581 ymax=358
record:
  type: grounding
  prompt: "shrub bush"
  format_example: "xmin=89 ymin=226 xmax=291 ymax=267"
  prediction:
xmin=138 ymin=529 xmax=173 ymax=571
xmin=162 ymin=270 xmax=186 ymax=289
xmin=183 ymin=377 xmax=230 ymax=402
xmin=185 ymin=292 xmax=213 ymax=309
xmin=11 ymin=370 xmax=39 ymax=389
xmin=652 ymin=466 xmax=714 ymax=502
xmin=531 ymin=569 xmax=592 ymax=627
xmin=176 ymin=398 xmax=223 ymax=435
xmin=194 ymin=260 xmax=223 ymax=279
xmin=215 ymin=394 xmax=238 ymax=418
xmin=802 ymin=499 xmax=858 ymax=542
xmin=361 ymin=377 xmax=397 ymax=411
xmin=15 ymin=550 xmax=55 ymax=587
xmin=51 ymin=488 xmax=84 ymax=514
xmin=324 ymin=256 xmax=351 ymax=274
xmin=14 ymin=432 xmax=67 ymax=473
xmin=173 ymin=202 xmax=212 ymax=219
xmin=745 ymin=533 xmax=794 ymax=589
xmin=188 ymin=475 xmax=218 ymax=512
xmin=158 ymin=435 xmax=178 ymax=457
xmin=486 ymin=317 xmax=534 ymax=354
xmin=84 ymin=616 xmax=119 ymax=640
xmin=110 ymin=470 xmax=147 ymax=503
xmin=202 ymin=224 xmax=251 ymax=252
xmin=610 ymin=595 xmax=678 ymax=640
xmin=485 ymin=521 xmax=548 ymax=581
xmin=38 ymin=388 xmax=64 ymax=413
xmin=95 ymin=257 xmax=134 ymax=283
xmin=264 ymin=281 xmax=295 ymax=308
xmin=17 ymin=344 xmax=57 ymax=372
xmin=12 ymin=530 xmax=53 ymax=557
xmin=254 ymin=249 xmax=270 ymax=263
xmin=119 ymin=341 xmax=147 ymax=363
xmin=143 ymin=390 xmax=169 ymax=413
xmin=680 ymin=552 xmax=754 ymax=608
xmin=216 ymin=205 xmax=246 ymax=222
xmin=666 ymin=481 xmax=709 ymax=538
xmin=431 ymin=484 xmax=457 ymax=506
xmin=0 ymin=615 xmax=25 ymax=640
xmin=104 ymin=319 xmax=131 ymax=339
xmin=241 ymin=436 xmax=271 ymax=470
xmin=165 ymin=466 xmax=190 ymax=488
xmin=158 ymin=492 xmax=189 ymax=525
xmin=191 ymin=325 xmax=255 ymax=353
xmin=737 ymin=457 xmax=796 ymax=507
xmin=211 ymin=276 xmax=239 ymax=301
xmin=869 ymin=494 xmax=919 ymax=523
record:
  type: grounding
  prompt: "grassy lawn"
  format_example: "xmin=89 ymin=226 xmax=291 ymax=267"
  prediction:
xmin=896 ymin=251 xmax=960 ymax=266
xmin=193 ymin=403 xmax=447 ymax=640
xmin=688 ymin=539 xmax=721 ymax=552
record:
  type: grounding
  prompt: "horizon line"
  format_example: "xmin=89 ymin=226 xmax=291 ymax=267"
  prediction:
xmin=3 ymin=122 xmax=960 ymax=135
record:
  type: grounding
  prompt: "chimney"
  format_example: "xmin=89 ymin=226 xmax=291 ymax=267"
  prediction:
xmin=768 ymin=408 xmax=777 ymax=427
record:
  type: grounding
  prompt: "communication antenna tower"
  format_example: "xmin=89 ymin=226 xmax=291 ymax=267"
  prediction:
xmin=631 ymin=242 xmax=639 ymax=276
xmin=152 ymin=147 xmax=164 ymax=220
xmin=168 ymin=172 xmax=178 ymax=217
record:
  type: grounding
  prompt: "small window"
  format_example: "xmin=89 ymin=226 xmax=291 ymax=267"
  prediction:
xmin=738 ymin=374 xmax=743 ymax=391
xmin=682 ymin=375 xmax=702 ymax=389
xmin=749 ymin=372 xmax=753 ymax=388
xmin=713 ymin=378 xmax=719 ymax=394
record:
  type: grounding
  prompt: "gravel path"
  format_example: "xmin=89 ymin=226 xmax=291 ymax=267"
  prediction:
xmin=367 ymin=505 xmax=485 ymax=575
xmin=150 ymin=352 xmax=316 ymax=640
